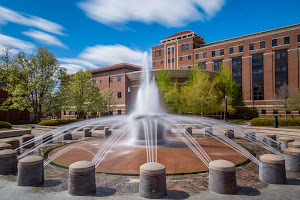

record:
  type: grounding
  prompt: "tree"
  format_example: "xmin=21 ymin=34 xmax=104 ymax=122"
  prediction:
xmin=276 ymin=84 xmax=289 ymax=118
xmin=1 ymin=46 xmax=66 ymax=123
xmin=287 ymin=89 xmax=300 ymax=112
xmin=65 ymin=70 xmax=116 ymax=118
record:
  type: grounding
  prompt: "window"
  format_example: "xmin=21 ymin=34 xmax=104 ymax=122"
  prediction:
xmin=153 ymin=62 xmax=156 ymax=66
xmin=181 ymin=44 xmax=185 ymax=52
xmin=117 ymin=75 xmax=121 ymax=82
xmin=168 ymin=59 xmax=170 ymax=63
xmin=232 ymin=57 xmax=242 ymax=89
xmin=186 ymin=43 xmax=189 ymax=51
xmin=284 ymin=36 xmax=289 ymax=44
xmin=198 ymin=62 xmax=206 ymax=70
xmin=160 ymin=60 xmax=163 ymax=64
xmin=188 ymin=55 xmax=191 ymax=60
xmin=260 ymin=41 xmax=265 ymax=49
xmin=203 ymin=52 xmax=207 ymax=58
xmin=249 ymin=43 xmax=254 ymax=50
xmin=168 ymin=48 xmax=170 ymax=54
xmin=155 ymin=50 xmax=158 ymax=57
xmin=63 ymin=111 xmax=66 ymax=115
xmin=118 ymin=110 xmax=122 ymax=115
xmin=286 ymin=111 xmax=291 ymax=115
xmin=261 ymin=109 xmax=266 ymax=114
xmin=172 ymin=47 xmax=174 ymax=53
xmin=230 ymin=47 xmax=234 ymax=54
xmin=179 ymin=57 xmax=182 ymax=61
xmin=93 ymin=80 xmax=96 ymax=85
xmin=273 ymin=110 xmax=278 ymax=114
xmin=188 ymin=66 xmax=192 ymax=69
xmin=239 ymin=45 xmax=243 ymax=52
xmin=275 ymin=49 xmax=288 ymax=90
xmin=172 ymin=58 xmax=174 ymax=62
xmin=196 ymin=54 xmax=199 ymax=60
xmin=272 ymin=39 xmax=277 ymax=47
xmin=252 ymin=53 xmax=264 ymax=100
xmin=212 ymin=50 xmax=215 ymax=57
xmin=220 ymin=49 xmax=224 ymax=56
xmin=99 ymin=79 xmax=103 ymax=84
xmin=117 ymin=92 xmax=121 ymax=99
xmin=158 ymin=49 xmax=161 ymax=56
xmin=69 ymin=112 xmax=72 ymax=115
xmin=298 ymin=34 xmax=300 ymax=42
xmin=213 ymin=59 xmax=223 ymax=71
xmin=109 ymin=76 xmax=113 ymax=83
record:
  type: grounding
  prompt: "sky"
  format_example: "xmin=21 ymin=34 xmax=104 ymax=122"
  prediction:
xmin=0 ymin=0 xmax=299 ymax=74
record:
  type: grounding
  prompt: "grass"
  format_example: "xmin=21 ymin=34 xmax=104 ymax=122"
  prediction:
xmin=228 ymin=119 xmax=250 ymax=124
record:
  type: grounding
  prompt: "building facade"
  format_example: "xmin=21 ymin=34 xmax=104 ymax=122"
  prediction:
xmin=152 ymin=23 xmax=300 ymax=116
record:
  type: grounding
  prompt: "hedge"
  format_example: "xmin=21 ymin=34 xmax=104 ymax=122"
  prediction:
xmin=250 ymin=117 xmax=300 ymax=126
xmin=0 ymin=121 xmax=12 ymax=129
xmin=38 ymin=119 xmax=80 ymax=126
xmin=229 ymin=107 xmax=259 ymax=119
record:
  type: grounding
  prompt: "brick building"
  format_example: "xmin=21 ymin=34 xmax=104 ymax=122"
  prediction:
xmin=152 ymin=23 xmax=300 ymax=116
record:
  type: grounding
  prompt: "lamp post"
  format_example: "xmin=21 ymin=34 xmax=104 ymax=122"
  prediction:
xmin=225 ymin=94 xmax=228 ymax=122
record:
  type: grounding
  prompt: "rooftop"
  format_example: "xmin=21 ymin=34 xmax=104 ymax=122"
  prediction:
xmin=90 ymin=62 xmax=142 ymax=74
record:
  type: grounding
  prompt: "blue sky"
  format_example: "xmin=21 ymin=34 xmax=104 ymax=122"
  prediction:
xmin=0 ymin=0 xmax=299 ymax=73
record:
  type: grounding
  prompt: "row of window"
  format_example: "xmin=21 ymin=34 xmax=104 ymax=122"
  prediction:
xmin=261 ymin=110 xmax=300 ymax=115
xmin=63 ymin=110 xmax=123 ymax=115
xmin=108 ymin=75 xmax=122 ymax=83
xmin=154 ymin=49 xmax=162 ymax=57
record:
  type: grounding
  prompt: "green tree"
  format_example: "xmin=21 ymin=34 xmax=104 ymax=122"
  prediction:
xmin=287 ymin=89 xmax=300 ymax=112
xmin=1 ymin=46 xmax=66 ymax=123
xmin=100 ymin=89 xmax=117 ymax=116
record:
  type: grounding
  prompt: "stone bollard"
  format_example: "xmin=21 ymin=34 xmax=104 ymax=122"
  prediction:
xmin=288 ymin=141 xmax=300 ymax=148
xmin=165 ymin=128 xmax=172 ymax=135
xmin=279 ymin=137 xmax=294 ymax=151
xmin=68 ymin=161 xmax=96 ymax=196
xmin=0 ymin=143 xmax=12 ymax=150
xmin=21 ymin=134 xmax=34 ymax=148
xmin=0 ymin=149 xmax=17 ymax=175
xmin=245 ymin=132 xmax=256 ymax=141
xmin=204 ymin=127 xmax=213 ymax=137
xmin=224 ymin=129 xmax=234 ymax=139
xmin=17 ymin=156 xmax=44 ymax=186
xmin=263 ymin=133 xmax=277 ymax=146
xmin=284 ymin=148 xmax=300 ymax=172
xmin=63 ymin=131 xmax=72 ymax=140
xmin=259 ymin=154 xmax=286 ymax=184
xmin=184 ymin=126 xmax=192 ymax=135
xmin=83 ymin=128 xmax=92 ymax=137
xmin=104 ymin=127 xmax=111 ymax=136
xmin=4 ymin=138 xmax=20 ymax=151
xmin=139 ymin=162 xmax=167 ymax=199
xmin=42 ymin=133 xmax=53 ymax=144
xmin=208 ymin=160 xmax=237 ymax=194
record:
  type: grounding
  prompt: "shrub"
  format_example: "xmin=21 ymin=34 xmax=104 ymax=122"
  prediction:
xmin=38 ymin=119 xmax=80 ymax=126
xmin=250 ymin=117 xmax=300 ymax=126
xmin=230 ymin=107 xmax=259 ymax=119
xmin=0 ymin=121 xmax=12 ymax=129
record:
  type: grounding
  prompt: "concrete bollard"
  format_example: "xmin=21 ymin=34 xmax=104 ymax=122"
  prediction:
xmin=279 ymin=137 xmax=294 ymax=151
xmin=17 ymin=156 xmax=44 ymax=186
xmin=83 ymin=128 xmax=92 ymax=137
xmin=63 ymin=131 xmax=72 ymax=140
xmin=0 ymin=143 xmax=12 ymax=150
xmin=288 ymin=141 xmax=300 ymax=148
xmin=68 ymin=161 xmax=96 ymax=196
xmin=245 ymin=132 xmax=256 ymax=141
xmin=204 ymin=127 xmax=213 ymax=137
xmin=165 ymin=128 xmax=172 ymax=135
xmin=259 ymin=154 xmax=286 ymax=184
xmin=263 ymin=133 xmax=277 ymax=146
xmin=208 ymin=160 xmax=237 ymax=194
xmin=21 ymin=134 xmax=34 ymax=148
xmin=224 ymin=129 xmax=234 ymax=139
xmin=184 ymin=126 xmax=192 ymax=135
xmin=284 ymin=148 xmax=300 ymax=172
xmin=0 ymin=149 xmax=17 ymax=175
xmin=139 ymin=162 xmax=167 ymax=199
xmin=4 ymin=138 xmax=19 ymax=151
xmin=42 ymin=133 xmax=53 ymax=143
xmin=104 ymin=127 xmax=111 ymax=136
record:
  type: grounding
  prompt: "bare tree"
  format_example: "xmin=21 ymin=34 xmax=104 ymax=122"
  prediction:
xmin=276 ymin=84 xmax=289 ymax=118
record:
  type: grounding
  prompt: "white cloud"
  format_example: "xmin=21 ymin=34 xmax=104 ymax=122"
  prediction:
xmin=58 ymin=58 xmax=98 ymax=69
xmin=0 ymin=5 xmax=65 ymax=35
xmin=22 ymin=29 xmax=67 ymax=48
xmin=78 ymin=44 xmax=147 ymax=66
xmin=59 ymin=63 xmax=87 ymax=74
xmin=0 ymin=34 xmax=35 ymax=53
xmin=78 ymin=0 xmax=225 ymax=27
